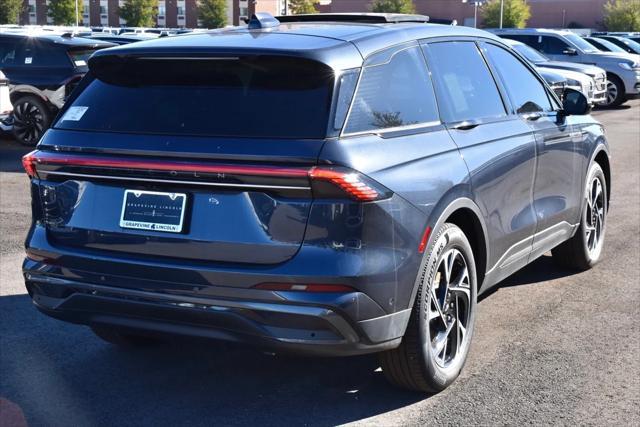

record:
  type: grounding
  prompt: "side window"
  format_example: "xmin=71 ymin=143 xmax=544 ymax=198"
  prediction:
xmin=540 ymin=36 xmax=570 ymax=55
xmin=23 ymin=45 xmax=69 ymax=67
xmin=343 ymin=46 xmax=439 ymax=134
xmin=424 ymin=41 xmax=506 ymax=123
xmin=483 ymin=43 xmax=553 ymax=114
xmin=0 ymin=40 xmax=18 ymax=66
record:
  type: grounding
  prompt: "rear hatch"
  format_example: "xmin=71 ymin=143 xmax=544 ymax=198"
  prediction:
xmin=30 ymin=53 xmax=341 ymax=265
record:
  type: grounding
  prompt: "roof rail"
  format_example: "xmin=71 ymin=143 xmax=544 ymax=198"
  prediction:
xmin=276 ymin=13 xmax=430 ymax=24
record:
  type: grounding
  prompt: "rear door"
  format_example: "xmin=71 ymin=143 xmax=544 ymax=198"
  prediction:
xmin=481 ymin=41 xmax=582 ymax=257
xmin=34 ymin=54 xmax=338 ymax=265
xmin=422 ymin=39 xmax=538 ymax=285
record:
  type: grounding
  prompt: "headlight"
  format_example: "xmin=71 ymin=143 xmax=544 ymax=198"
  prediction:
xmin=619 ymin=62 xmax=635 ymax=70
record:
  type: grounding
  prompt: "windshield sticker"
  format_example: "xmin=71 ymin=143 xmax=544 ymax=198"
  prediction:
xmin=74 ymin=60 xmax=87 ymax=67
xmin=61 ymin=106 xmax=89 ymax=121
xmin=24 ymin=57 xmax=32 ymax=64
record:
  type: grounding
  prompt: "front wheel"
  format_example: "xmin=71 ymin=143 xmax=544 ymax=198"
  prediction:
xmin=379 ymin=223 xmax=477 ymax=392
xmin=12 ymin=95 xmax=52 ymax=146
xmin=552 ymin=162 xmax=607 ymax=270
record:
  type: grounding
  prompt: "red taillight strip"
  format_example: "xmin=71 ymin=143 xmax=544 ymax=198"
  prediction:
xmin=309 ymin=167 xmax=380 ymax=202
xmin=27 ymin=151 xmax=309 ymax=178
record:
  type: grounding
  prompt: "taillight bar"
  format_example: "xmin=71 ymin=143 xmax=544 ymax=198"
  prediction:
xmin=22 ymin=150 xmax=309 ymax=178
xmin=22 ymin=151 xmax=392 ymax=202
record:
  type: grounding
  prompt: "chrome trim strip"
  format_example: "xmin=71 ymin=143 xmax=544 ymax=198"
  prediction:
xmin=41 ymin=171 xmax=311 ymax=190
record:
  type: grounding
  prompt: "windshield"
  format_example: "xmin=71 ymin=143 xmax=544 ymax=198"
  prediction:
xmin=513 ymin=43 xmax=549 ymax=63
xmin=56 ymin=55 xmax=335 ymax=139
xmin=589 ymin=38 xmax=626 ymax=52
xmin=565 ymin=34 xmax=600 ymax=53
xmin=618 ymin=37 xmax=640 ymax=53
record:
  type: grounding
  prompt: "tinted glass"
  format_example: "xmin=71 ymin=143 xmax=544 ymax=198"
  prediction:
xmin=512 ymin=43 xmax=548 ymax=63
xmin=21 ymin=43 xmax=70 ymax=67
xmin=590 ymin=37 xmax=626 ymax=52
xmin=425 ymin=41 xmax=506 ymax=123
xmin=564 ymin=34 xmax=600 ymax=53
xmin=484 ymin=43 xmax=553 ymax=114
xmin=0 ymin=40 xmax=18 ymax=66
xmin=539 ymin=36 xmax=570 ymax=55
xmin=57 ymin=56 xmax=334 ymax=139
xmin=343 ymin=46 xmax=439 ymax=134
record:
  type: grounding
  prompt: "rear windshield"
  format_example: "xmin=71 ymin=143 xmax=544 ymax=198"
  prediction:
xmin=56 ymin=55 xmax=335 ymax=139
xmin=67 ymin=48 xmax=103 ymax=67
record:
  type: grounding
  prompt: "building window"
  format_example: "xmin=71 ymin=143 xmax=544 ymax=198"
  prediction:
xmin=177 ymin=6 xmax=185 ymax=15
xmin=158 ymin=6 xmax=166 ymax=17
xmin=239 ymin=6 xmax=248 ymax=18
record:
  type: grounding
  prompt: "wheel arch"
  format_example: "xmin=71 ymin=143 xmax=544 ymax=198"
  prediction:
xmin=9 ymin=86 xmax=49 ymax=105
xmin=593 ymin=147 xmax=611 ymax=209
xmin=408 ymin=197 xmax=490 ymax=309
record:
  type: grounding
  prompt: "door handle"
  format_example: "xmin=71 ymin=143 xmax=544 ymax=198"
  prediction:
xmin=450 ymin=120 xmax=480 ymax=130
xmin=523 ymin=112 xmax=543 ymax=121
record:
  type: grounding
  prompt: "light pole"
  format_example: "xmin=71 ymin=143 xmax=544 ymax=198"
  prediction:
xmin=463 ymin=0 xmax=484 ymax=29
xmin=75 ymin=0 xmax=79 ymax=27
xmin=499 ymin=0 xmax=504 ymax=28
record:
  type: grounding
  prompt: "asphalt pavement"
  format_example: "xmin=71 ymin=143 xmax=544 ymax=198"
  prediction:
xmin=1 ymin=101 xmax=639 ymax=426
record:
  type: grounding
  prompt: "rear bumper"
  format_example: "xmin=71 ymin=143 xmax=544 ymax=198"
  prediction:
xmin=24 ymin=267 xmax=410 ymax=356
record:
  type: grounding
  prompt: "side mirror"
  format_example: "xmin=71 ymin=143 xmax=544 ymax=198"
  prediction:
xmin=561 ymin=88 xmax=591 ymax=116
xmin=562 ymin=47 xmax=578 ymax=55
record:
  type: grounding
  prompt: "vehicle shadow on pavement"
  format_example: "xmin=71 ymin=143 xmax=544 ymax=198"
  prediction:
xmin=0 ymin=138 xmax=31 ymax=173
xmin=0 ymin=294 xmax=425 ymax=426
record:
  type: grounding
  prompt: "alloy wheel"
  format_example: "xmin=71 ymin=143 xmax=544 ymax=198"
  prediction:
xmin=585 ymin=175 xmax=605 ymax=257
xmin=605 ymin=81 xmax=618 ymax=105
xmin=13 ymin=100 xmax=45 ymax=145
xmin=428 ymin=248 xmax=472 ymax=368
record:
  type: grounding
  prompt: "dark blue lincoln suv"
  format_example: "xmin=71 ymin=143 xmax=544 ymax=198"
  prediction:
xmin=22 ymin=13 xmax=611 ymax=392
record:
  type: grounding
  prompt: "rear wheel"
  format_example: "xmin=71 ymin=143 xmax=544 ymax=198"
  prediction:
xmin=552 ymin=162 xmax=607 ymax=270
xmin=91 ymin=326 xmax=160 ymax=347
xmin=12 ymin=95 xmax=52 ymax=146
xmin=379 ymin=223 xmax=477 ymax=392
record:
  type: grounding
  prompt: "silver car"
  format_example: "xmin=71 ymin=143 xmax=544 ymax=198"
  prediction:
xmin=492 ymin=28 xmax=640 ymax=107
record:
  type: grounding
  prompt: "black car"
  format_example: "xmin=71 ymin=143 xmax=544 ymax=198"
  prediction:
xmin=0 ymin=33 xmax=113 ymax=145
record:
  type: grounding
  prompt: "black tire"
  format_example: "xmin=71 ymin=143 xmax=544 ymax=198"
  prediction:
xmin=552 ymin=162 xmax=607 ymax=270
xmin=91 ymin=326 xmax=159 ymax=347
xmin=379 ymin=223 xmax=478 ymax=393
xmin=602 ymin=74 xmax=626 ymax=108
xmin=12 ymin=95 xmax=52 ymax=146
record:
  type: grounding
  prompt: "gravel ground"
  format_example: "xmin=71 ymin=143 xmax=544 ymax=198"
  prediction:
xmin=0 ymin=101 xmax=639 ymax=426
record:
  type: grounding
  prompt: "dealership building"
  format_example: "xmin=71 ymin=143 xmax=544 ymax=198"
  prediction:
xmin=19 ymin=0 xmax=609 ymax=29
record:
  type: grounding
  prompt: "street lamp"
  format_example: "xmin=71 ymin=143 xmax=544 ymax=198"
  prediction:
xmin=499 ymin=0 xmax=504 ymax=28
xmin=75 ymin=0 xmax=79 ymax=27
xmin=462 ymin=0 xmax=485 ymax=29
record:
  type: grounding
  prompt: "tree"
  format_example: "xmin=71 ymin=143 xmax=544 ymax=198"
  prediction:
xmin=604 ymin=0 xmax=640 ymax=32
xmin=48 ymin=0 xmax=83 ymax=25
xmin=288 ymin=0 xmax=317 ymax=14
xmin=370 ymin=0 xmax=415 ymax=14
xmin=119 ymin=0 xmax=156 ymax=27
xmin=0 ymin=0 xmax=23 ymax=25
xmin=481 ymin=0 xmax=530 ymax=28
xmin=198 ymin=0 xmax=227 ymax=28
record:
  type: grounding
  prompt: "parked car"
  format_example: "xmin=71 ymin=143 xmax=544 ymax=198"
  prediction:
xmin=537 ymin=67 xmax=567 ymax=98
xmin=583 ymin=36 xmax=628 ymax=53
xmin=22 ymin=13 xmax=610 ymax=393
xmin=595 ymin=35 xmax=640 ymax=55
xmin=0 ymin=70 xmax=12 ymax=131
xmin=492 ymin=28 xmax=640 ymax=107
xmin=503 ymin=38 xmax=606 ymax=105
xmin=0 ymin=33 xmax=113 ymax=145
